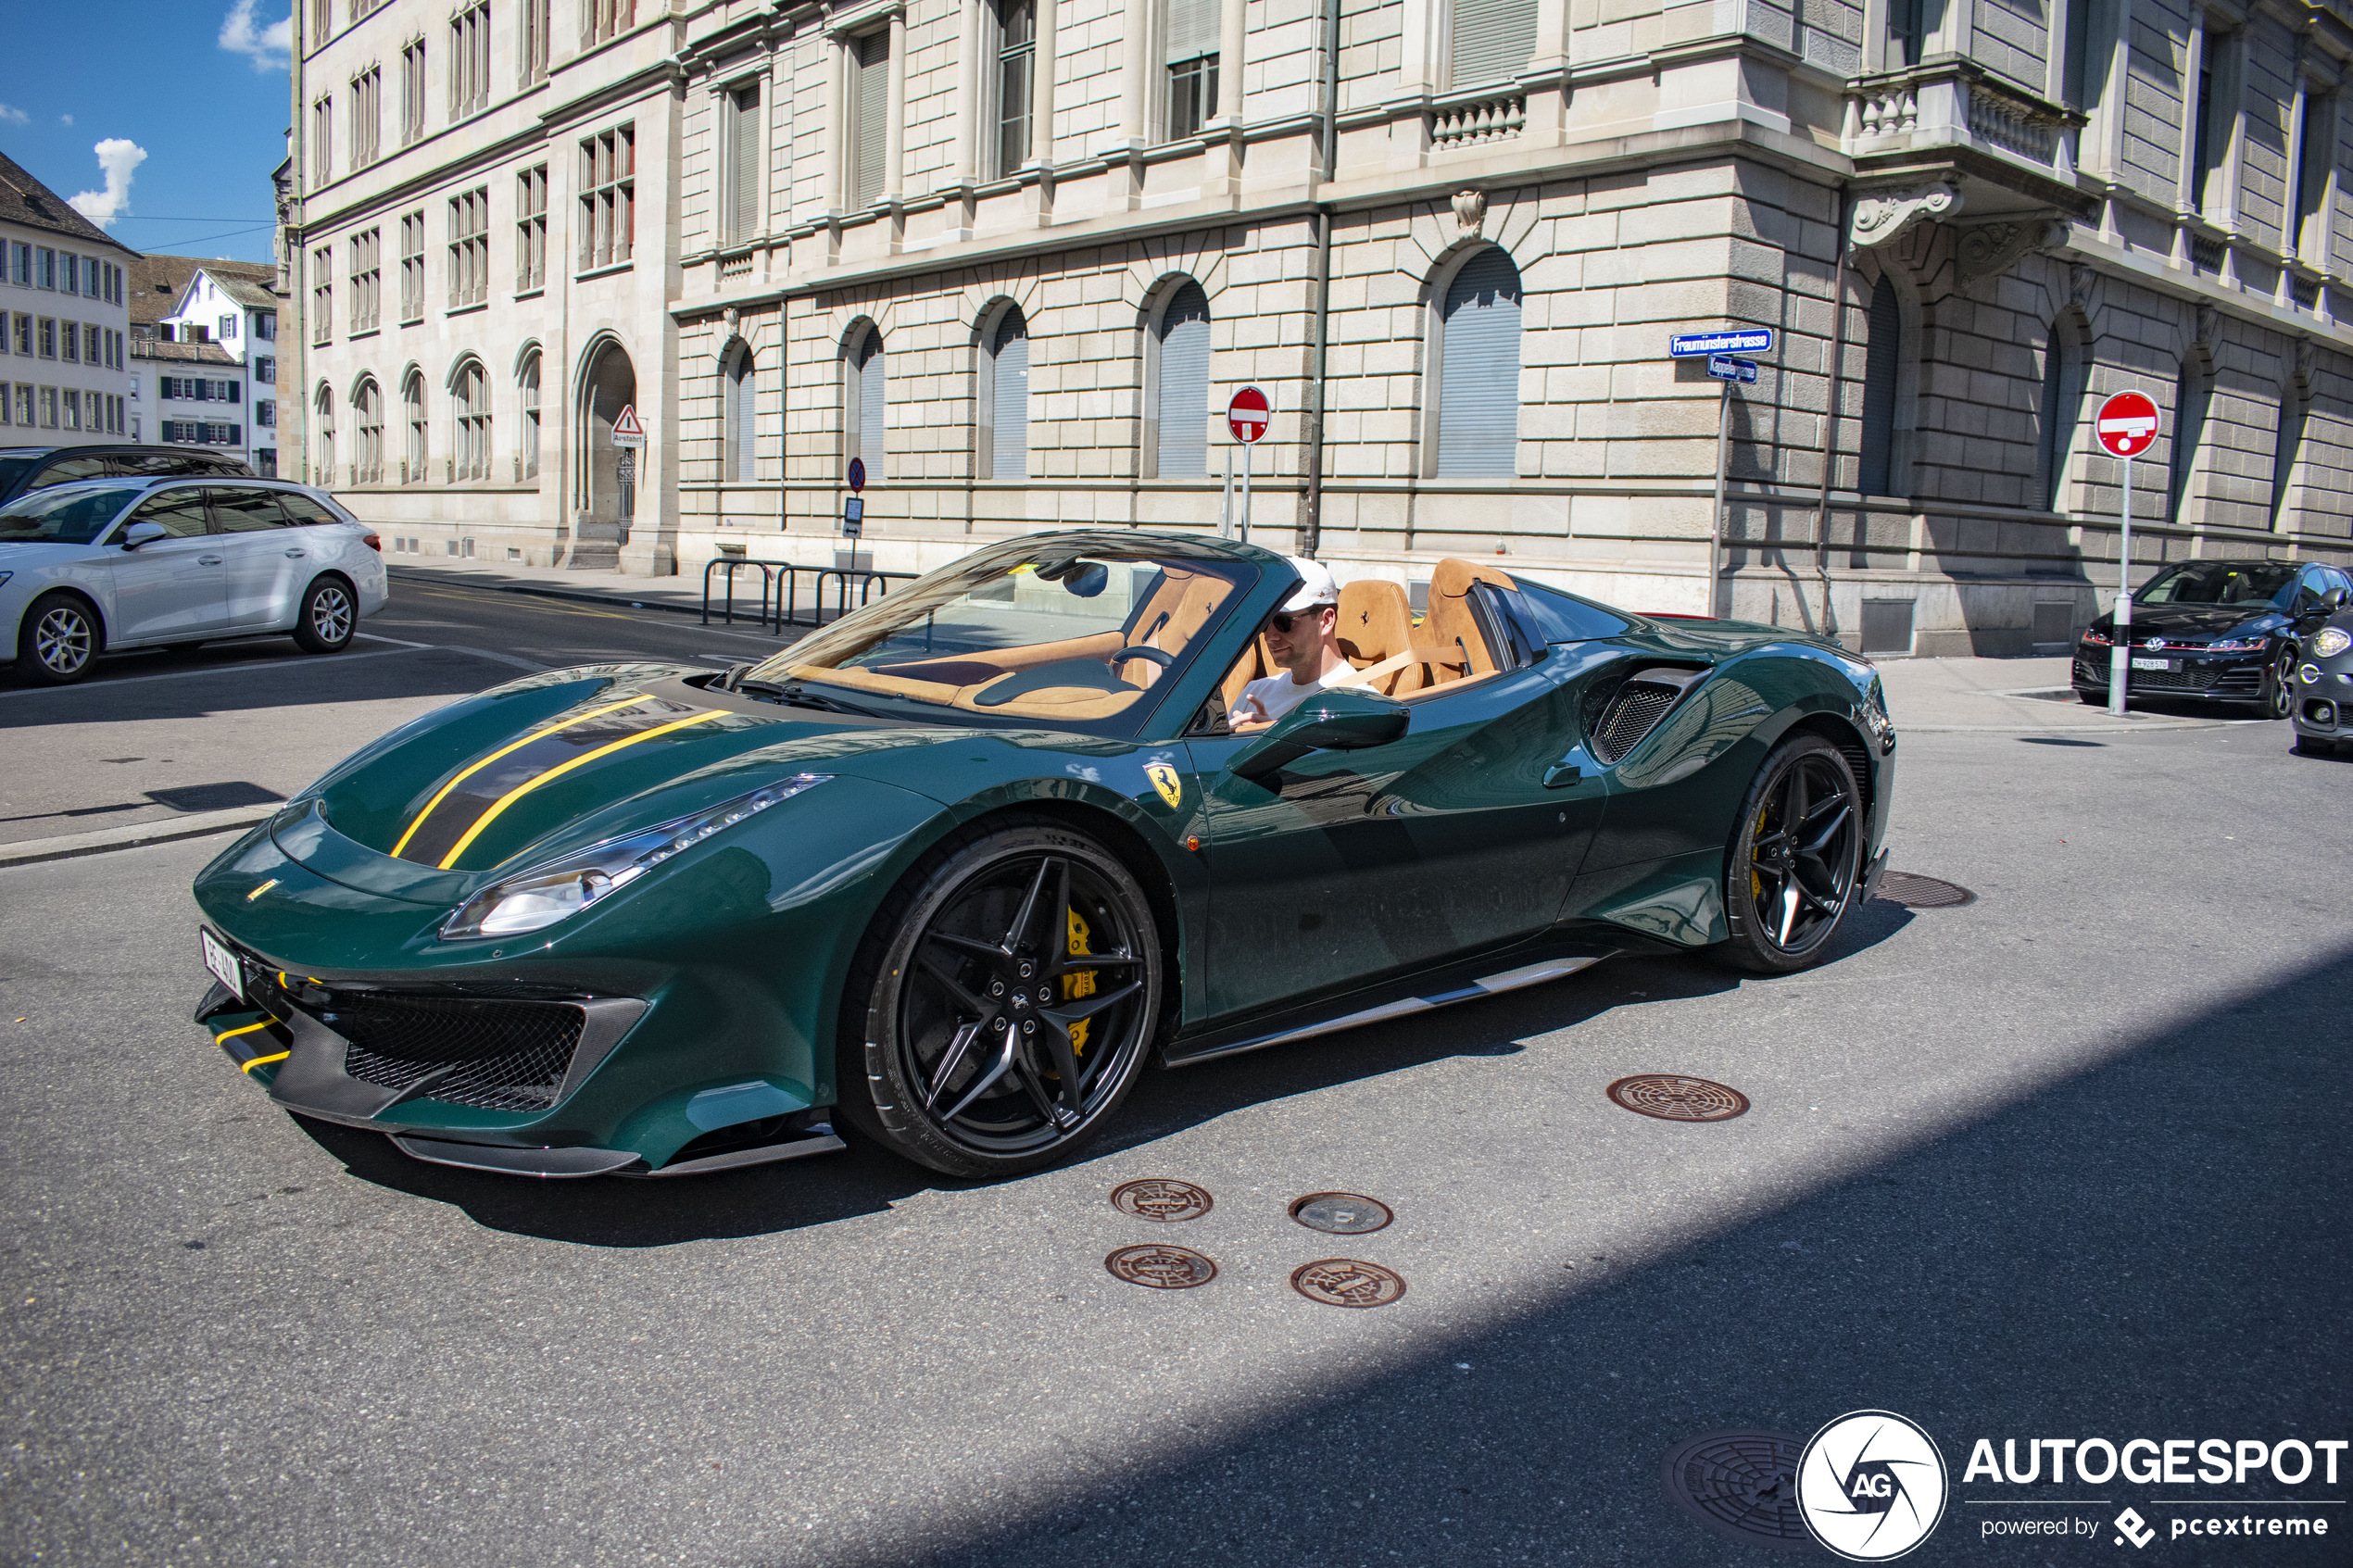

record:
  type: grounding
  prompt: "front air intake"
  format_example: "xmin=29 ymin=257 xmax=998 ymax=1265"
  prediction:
xmin=1589 ymin=667 xmax=1705 ymax=764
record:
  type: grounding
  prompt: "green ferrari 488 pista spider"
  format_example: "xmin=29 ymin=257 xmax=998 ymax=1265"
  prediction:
xmin=192 ymin=532 xmax=1894 ymax=1180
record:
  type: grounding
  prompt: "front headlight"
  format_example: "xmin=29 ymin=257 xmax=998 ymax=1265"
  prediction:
xmin=439 ymin=774 xmax=830 ymax=941
xmin=2204 ymin=636 xmax=2269 ymax=653
xmin=2314 ymin=628 xmax=2351 ymax=659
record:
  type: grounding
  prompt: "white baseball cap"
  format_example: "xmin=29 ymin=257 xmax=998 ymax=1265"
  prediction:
xmin=1278 ymin=557 xmax=1340 ymax=612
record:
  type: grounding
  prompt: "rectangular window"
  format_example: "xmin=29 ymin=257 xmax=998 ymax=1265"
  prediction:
xmin=2294 ymin=95 xmax=2335 ymax=257
xmin=398 ymin=210 xmax=426 ymax=320
xmin=255 ymin=355 xmax=277 ymax=384
xmin=14 ymin=385 xmax=31 ymax=424
xmin=39 ymin=249 xmax=55 ymax=289
xmin=63 ymin=389 xmax=81 ymax=432
xmin=84 ymin=324 xmax=101 ymax=363
xmin=991 ymin=0 xmax=1033 ymax=180
xmin=352 ymin=67 xmax=383 ymax=167
xmin=60 ymin=257 xmax=78 ymax=296
xmin=0 ymin=310 xmax=9 ymax=355
xmin=579 ymin=125 xmax=636 ymax=270
xmin=517 ymin=165 xmax=548 ymax=290
xmin=258 ymin=400 xmax=277 ymax=427
xmin=8 ymin=316 xmax=23 ymax=355
xmin=312 ymin=95 xmax=333 ymax=187
xmin=60 ymin=322 xmax=78 ymax=364
xmin=401 ymin=38 xmax=428 ymax=143
xmin=10 ymin=244 xmax=28 ymax=284
xmin=851 ymin=31 xmax=891 ymax=206
xmin=451 ymin=2 xmax=491 ymax=119
xmin=220 ymin=314 xmax=237 ymax=340
xmin=311 ymin=246 xmax=334 ymax=344
xmin=447 ymin=187 xmax=490 ymax=307
xmin=724 ymin=82 xmax=762 ymax=244
xmin=1449 ymin=0 xmax=1539 ymax=88
xmin=522 ymin=0 xmax=550 ymax=82
xmin=1165 ymin=0 xmax=1220 ymax=142
xmin=315 ymin=0 xmax=332 ymax=44
xmin=257 ymin=311 xmax=277 ymax=341
xmin=585 ymin=0 xmax=633 ymax=45
xmin=38 ymin=319 xmax=55 ymax=358
xmin=41 ymin=387 xmax=57 ymax=428
xmin=2190 ymin=29 xmax=2236 ymax=218
xmin=350 ymin=228 xmax=382 ymax=331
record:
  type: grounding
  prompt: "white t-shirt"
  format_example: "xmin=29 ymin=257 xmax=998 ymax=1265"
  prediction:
xmin=1239 ymin=671 xmax=1327 ymax=725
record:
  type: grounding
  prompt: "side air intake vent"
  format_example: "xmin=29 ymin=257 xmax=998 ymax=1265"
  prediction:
xmin=1588 ymin=667 xmax=1706 ymax=764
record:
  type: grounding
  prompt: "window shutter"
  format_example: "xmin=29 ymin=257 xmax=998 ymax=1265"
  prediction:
xmin=1449 ymin=0 xmax=1538 ymax=88
xmin=853 ymin=32 xmax=890 ymax=207
xmin=1434 ymin=248 xmax=1522 ymax=479
xmin=731 ymin=84 xmax=761 ymax=240
xmin=990 ymin=308 xmax=1028 ymax=480
xmin=1858 ymin=276 xmax=1901 ymax=496
xmin=1166 ymin=0 xmax=1219 ymax=62
xmin=856 ymin=329 xmax=887 ymax=478
xmin=1154 ymin=282 xmax=1211 ymax=478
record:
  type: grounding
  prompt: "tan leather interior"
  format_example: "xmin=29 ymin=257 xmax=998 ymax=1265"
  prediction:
xmin=1331 ymin=580 xmax=1439 ymax=696
xmin=1116 ymin=567 xmax=1230 ymax=688
xmin=1420 ymin=558 xmax=1515 ymax=685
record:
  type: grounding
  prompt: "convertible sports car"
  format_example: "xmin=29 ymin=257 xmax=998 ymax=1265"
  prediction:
xmin=192 ymin=533 xmax=1895 ymax=1181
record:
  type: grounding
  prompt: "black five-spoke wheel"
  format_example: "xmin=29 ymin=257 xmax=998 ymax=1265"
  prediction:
xmin=840 ymin=820 xmax=1163 ymax=1177
xmin=1722 ymin=734 xmax=1864 ymax=973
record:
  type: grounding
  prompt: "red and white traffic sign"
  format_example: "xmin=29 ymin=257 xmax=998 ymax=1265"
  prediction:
xmin=1227 ymin=386 xmax=1270 ymax=445
xmin=610 ymin=403 xmax=646 ymax=447
xmin=2095 ymin=391 xmax=2158 ymax=458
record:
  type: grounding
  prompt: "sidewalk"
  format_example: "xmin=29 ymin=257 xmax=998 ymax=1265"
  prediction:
xmin=386 ymin=558 xmax=714 ymax=617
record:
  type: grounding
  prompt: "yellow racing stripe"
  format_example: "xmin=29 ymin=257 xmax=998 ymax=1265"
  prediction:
xmin=242 ymin=1050 xmax=292 ymax=1073
xmin=435 ymin=709 xmax=727 ymax=870
xmin=213 ymin=1018 xmax=279 ymax=1043
xmin=389 ymin=695 xmax=649 ymax=859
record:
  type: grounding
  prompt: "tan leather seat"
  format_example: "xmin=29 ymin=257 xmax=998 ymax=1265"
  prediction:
xmin=1420 ymin=558 xmax=1516 ymax=686
xmin=1119 ymin=567 xmax=1230 ymax=687
xmin=1334 ymin=579 xmax=1435 ymax=696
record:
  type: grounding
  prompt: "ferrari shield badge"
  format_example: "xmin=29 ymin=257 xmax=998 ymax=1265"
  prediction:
xmin=1143 ymin=760 xmax=1183 ymax=810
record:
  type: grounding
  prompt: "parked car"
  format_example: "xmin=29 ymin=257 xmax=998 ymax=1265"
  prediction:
xmin=191 ymin=533 xmax=1896 ymax=1183
xmin=2289 ymin=605 xmax=2353 ymax=757
xmin=0 ymin=444 xmax=252 ymax=506
xmin=2072 ymin=559 xmax=2353 ymax=715
xmin=0 ymin=477 xmax=387 ymax=684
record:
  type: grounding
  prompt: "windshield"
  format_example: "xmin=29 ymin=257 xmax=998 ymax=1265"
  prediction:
xmin=2134 ymin=561 xmax=2298 ymax=608
xmin=747 ymin=539 xmax=1255 ymax=734
xmin=0 ymin=483 xmax=145 ymax=545
xmin=0 ymin=456 xmax=42 ymax=496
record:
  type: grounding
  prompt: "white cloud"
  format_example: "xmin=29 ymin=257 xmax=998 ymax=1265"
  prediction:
xmin=59 ymin=114 xmax=73 ymax=127
xmin=68 ymin=140 xmax=147 ymax=229
xmin=218 ymin=0 xmax=292 ymax=69
xmin=0 ymin=104 xmax=29 ymax=126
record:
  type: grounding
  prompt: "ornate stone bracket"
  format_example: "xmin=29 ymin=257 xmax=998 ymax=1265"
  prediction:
xmin=1955 ymin=217 xmax=2069 ymax=290
xmin=1452 ymin=189 xmax=1488 ymax=234
xmin=1850 ymin=180 xmax=1962 ymax=249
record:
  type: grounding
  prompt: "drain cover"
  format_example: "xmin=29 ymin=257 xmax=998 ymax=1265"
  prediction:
xmin=1290 ymin=1258 xmax=1407 ymax=1308
xmin=1660 ymin=1431 xmax=1818 ymax=1552
xmin=1109 ymin=1178 xmax=1214 ymax=1222
xmin=1105 ymin=1244 xmax=1217 ymax=1289
xmin=1607 ymin=1074 xmax=1750 ymax=1122
xmin=1875 ymin=871 xmax=1977 ymax=909
xmin=1290 ymin=1193 xmax=1393 ymax=1236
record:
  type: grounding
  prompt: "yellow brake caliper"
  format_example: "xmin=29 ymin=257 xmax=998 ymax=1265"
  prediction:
xmin=1063 ymin=907 xmax=1097 ymax=1057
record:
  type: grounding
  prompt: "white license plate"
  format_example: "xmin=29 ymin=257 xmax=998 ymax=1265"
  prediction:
xmin=2130 ymin=657 xmax=2171 ymax=671
xmin=201 ymin=929 xmax=244 ymax=1000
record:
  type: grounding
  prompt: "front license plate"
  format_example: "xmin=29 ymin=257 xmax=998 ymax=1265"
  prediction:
xmin=2131 ymin=657 xmax=2171 ymax=671
xmin=201 ymin=929 xmax=244 ymax=1000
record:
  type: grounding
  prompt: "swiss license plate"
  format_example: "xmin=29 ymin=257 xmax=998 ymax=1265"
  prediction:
xmin=2130 ymin=657 xmax=2171 ymax=671
xmin=201 ymin=929 xmax=243 ymax=1000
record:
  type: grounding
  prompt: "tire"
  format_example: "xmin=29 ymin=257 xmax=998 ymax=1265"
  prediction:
xmin=837 ymin=818 xmax=1164 ymax=1179
xmin=14 ymin=592 xmax=101 ymax=685
xmin=2259 ymin=654 xmax=2295 ymax=721
xmin=1719 ymin=733 xmax=1867 ymax=975
xmin=292 ymin=575 xmax=357 ymax=654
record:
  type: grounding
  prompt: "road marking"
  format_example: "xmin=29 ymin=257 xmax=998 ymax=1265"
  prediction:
xmin=353 ymin=632 xmax=435 ymax=649
xmin=435 ymin=646 xmax=551 ymax=673
xmin=390 ymin=695 xmax=648 ymax=859
xmin=0 ymin=644 xmax=427 ymax=699
xmin=437 ymin=709 xmax=726 ymax=869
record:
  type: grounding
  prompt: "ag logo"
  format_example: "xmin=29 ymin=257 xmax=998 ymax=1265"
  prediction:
xmin=1794 ymin=1410 xmax=1948 ymax=1561
xmin=1143 ymin=759 xmax=1183 ymax=810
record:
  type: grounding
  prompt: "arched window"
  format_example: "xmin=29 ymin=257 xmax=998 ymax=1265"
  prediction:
xmin=980 ymin=304 xmax=1028 ymax=480
xmin=2271 ymin=374 xmax=2309 ymax=529
xmin=1431 ymin=246 xmax=1521 ymax=479
xmin=403 ymin=370 xmax=427 ymax=483
xmin=354 ymin=378 xmax=384 ymax=483
xmin=2036 ymin=316 xmax=2086 ymax=511
xmin=521 ymin=350 xmax=542 ymax=480
xmin=2169 ymin=350 xmax=2212 ymax=521
xmin=724 ymin=341 xmax=758 ymax=482
xmin=844 ymin=324 xmax=885 ymax=482
xmin=1858 ymin=274 xmax=1904 ymax=496
xmin=1150 ymin=280 xmax=1211 ymax=478
xmin=453 ymin=359 xmax=490 ymax=482
xmin=315 ymin=384 xmax=336 ymax=487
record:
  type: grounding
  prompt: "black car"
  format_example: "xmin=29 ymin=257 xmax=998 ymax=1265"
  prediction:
xmin=2072 ymin=559 xmax=2353 ymax=716
xmin=0 ymin=445 xmax=253 ymax=507
xmin=2289 ymin=607 xmax=2353 ymax=756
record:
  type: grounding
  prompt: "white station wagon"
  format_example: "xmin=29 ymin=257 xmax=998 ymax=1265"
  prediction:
xmin=0 ymin=477 xmax=389 ymax=685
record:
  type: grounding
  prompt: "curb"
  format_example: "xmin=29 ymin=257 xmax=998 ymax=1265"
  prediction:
xmin=0 ymin=805 xmax=278 ymax=870
xmin=387 ymin=565 xmax=710 ymax=621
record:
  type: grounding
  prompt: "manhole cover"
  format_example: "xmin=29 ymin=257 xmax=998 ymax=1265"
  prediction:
xmin=1105 ymin=1244 xmax=1217 ymax=1289
xmin=1607 ymin=1075 xmax=1750 ymax=1122
xmin=1875 ymin=871 xmax=1977 ymax=909
xmin=1290 ymin=1193 xmax=1393 ymax=1236
xmin=1290 ymin=1259 xmax=1407 ymax=1308
xmin=1660 ymin=1431 xmax=1818 ymax=1551
xmin=1109 ymin=1178 xmax=1214 ymax=1222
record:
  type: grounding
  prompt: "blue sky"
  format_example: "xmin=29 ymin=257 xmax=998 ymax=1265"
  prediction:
xmin=1 ymin=2 xmax=291 ymax=264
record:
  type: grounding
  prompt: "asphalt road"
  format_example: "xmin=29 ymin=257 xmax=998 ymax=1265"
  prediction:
xmin=0 ymin=600 xmax=2347 ymax=1567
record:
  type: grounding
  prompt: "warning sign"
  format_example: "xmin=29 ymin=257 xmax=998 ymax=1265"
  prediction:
xmin=610 ymin=404 xmax=646 ymax=447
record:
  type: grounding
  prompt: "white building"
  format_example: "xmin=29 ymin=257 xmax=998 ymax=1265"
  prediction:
xmin=0 ymin=151 xmax=135 ymax=447
xmin=153 ymin=264 xmax=286 ymax=475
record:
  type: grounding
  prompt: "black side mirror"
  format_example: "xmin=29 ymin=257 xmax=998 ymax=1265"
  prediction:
xmin=119 ymin=521 xmax=168 ymax=550
xmin=1231 ymin=688 xmax=1409 ymax=782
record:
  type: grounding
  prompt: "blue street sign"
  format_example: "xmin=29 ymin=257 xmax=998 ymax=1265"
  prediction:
xmin=1707 ymin=355 xmax=1760 ymax=383
xmin=847 ymin=457 xmax=867 ymax=493
xmin=1671 ymin=328 xmax=1774 ymax=358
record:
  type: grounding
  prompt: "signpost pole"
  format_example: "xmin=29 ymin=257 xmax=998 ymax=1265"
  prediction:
xmin=2091 ymin=390 xmax=2156 ymax=718
xmin=1220 ymin=448 xmax=1234 ymax=540
xmin=1707 ymin=378 xmax=1733 ymax=618
xmin=1241 ymin=437 xmax=1252 ymax=545
xmin=2109 ymin=454 xmax=2132 ymax=715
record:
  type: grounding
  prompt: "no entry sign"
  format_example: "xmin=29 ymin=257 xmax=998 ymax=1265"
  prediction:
xmin=1227 ymin=386 xmax=1270 ymax=445
xmin=2095 ymin=391 xmax=2159 ymax=458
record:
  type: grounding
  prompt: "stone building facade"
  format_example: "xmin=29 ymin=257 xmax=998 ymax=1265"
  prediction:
xmin=287 ymin=0 xmax=2353 ymax=653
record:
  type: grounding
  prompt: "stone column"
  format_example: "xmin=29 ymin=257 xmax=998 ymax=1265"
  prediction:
xmin=1031 ymin=0 xmax=1061 ymax=167
xmin=950 ymin=0 xmax=985 ymax=183
xmin=884 ymin=6 xmax=909 ymax=200
xmin=1215 ymin=0 xmax=1247 ymax=126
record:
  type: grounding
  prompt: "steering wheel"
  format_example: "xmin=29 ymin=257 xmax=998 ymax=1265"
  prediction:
xmin=1110 ymin=645 xmax=1175 ymax=671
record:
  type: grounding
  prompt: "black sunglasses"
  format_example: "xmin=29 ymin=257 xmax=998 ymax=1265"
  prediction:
xmin=1265 ymin=607 xmax=1329 ymax=634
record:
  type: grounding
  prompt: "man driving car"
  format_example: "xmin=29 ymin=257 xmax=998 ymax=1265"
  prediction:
xmin=1234 ymin=558 xmax=1352 ymax=730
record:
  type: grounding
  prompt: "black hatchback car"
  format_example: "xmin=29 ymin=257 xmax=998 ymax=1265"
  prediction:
xmin=2073 ymin=559 xmax=2353 ymax=716
xmin=0 ymin=445 xmax=253 ymax=507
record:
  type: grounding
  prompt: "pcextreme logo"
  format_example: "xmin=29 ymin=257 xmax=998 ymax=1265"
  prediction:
xmin=1796 ymin=1410 xmax=1952 ymax=1561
